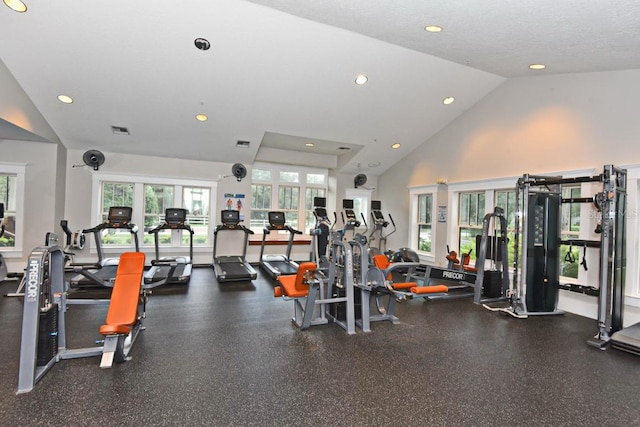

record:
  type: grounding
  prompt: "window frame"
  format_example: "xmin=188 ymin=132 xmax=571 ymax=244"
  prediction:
xmin=409 ymin=184 xmax=438 ymax=262
xmin=250 ymin=162 xmax=327 ymax=234
xmin=0 ymin=163 xmax=26 ymax=257
xmin=92 ymin=172 xmax=217 ymax=253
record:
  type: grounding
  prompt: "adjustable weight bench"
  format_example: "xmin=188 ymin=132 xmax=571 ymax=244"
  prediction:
xmin=99 ymin=252 xmax=146 ymax=368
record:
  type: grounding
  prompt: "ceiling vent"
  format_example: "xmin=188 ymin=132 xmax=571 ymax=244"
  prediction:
xmin=111 ymin=126 xmax=129 ymax=135
xmin=236 ymin=140 xmax=250 ymax=148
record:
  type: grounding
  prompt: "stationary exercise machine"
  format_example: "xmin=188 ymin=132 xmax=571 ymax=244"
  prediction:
xmin=70 ymin=206 xmax=140 ymax=288
xmin=584 ymin=166 xmax=631 ymax=352
xmin=309 ymin=196 xmax=331 ymax=270
xmin=259 ymin=211 xmax=302 ymax=280
xmin=273 ymin=223 xmax=356 ymax=334
xmin=368 ymin=200 xmax=395 ymax=257
xmin=144 ymin=208 xmax=194 ymax=287
xmin=212 ymin=210 xmax=257 ymax=282
xmin=17 ymin=246 xmax=148 ymax=394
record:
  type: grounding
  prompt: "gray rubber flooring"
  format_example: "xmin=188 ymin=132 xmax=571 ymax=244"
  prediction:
xmin=1 ymin=267 xmax=640 ymax=426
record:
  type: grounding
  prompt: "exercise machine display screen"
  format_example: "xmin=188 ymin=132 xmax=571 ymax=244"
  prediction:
xmin=342 ymin=199 xmax=354 ymax=209
xmin=221 ymin=210 xmax=240 ymax=226
xmin=268 ymin=211 xmax=286 ymax=227
xmin=313 ymin=197 xmax=326 ymax=208
xmin=371 ymin=200 xmax=381 ymax=210
xmin=165 ymin=208 xmax=187 ymax=224
xmin=108 ymin=206 xmax=133 ymax=224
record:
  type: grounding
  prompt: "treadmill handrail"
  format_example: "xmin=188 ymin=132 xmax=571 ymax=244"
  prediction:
xmin=147 ymin=222 xmax=194 ymax=234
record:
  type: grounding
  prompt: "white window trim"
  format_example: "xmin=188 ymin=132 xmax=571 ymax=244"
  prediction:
xmin=252 ymin=162 xmax=328 ymax=234
xmin=409 ymin=184 xmax=438 ymax=263
xmin=91 ymin=172 xmax=217 ymax=253
xmin=0 ymin=162 xmax=26 ymax=258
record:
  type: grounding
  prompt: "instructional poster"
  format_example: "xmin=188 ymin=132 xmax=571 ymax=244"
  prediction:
xmin=224 ymin=193 xmax=245 ymax=221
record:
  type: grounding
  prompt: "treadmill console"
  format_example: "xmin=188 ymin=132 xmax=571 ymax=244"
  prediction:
xmin=221 ymin=210 xmax=240 ymax=227
xmin=313 ymin=197 xmax=326 ymax=208
xmin=165 ymin=208 xmax=187 ymax=225
xmin=108 ymin=206 xmax=133 ymax=226
xmin=268 ymin=211 xmax=286 ymax=229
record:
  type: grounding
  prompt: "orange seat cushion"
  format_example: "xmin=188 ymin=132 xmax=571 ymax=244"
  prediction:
xmin=276 ymin=262 xmax=317 ymax=298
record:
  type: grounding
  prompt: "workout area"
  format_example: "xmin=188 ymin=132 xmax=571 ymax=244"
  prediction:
xmin=2 ymin=2 xmax=640 ymax=426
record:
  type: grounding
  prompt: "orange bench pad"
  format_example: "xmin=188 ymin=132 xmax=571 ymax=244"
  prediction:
xmin=99 ymin=252 xmax=145 ymax=336
xmin=275 ymin=262 xmax=317 ymax=298
xmin=411 ymin=285 xmax=449 ymax=294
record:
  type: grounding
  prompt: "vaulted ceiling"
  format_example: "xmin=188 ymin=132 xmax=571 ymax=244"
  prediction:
xmin=1 ymin=1 xmax=639 ymax=175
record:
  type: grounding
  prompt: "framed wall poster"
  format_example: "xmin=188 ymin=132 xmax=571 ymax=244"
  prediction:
xmin=224 ymin=193 xmax=246 ymax=221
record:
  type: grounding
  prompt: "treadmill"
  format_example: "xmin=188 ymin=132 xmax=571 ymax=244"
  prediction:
xmin=70 ymin=206 xmax=140 ymax=288
xmin=212 ymin=210 xmax=257 ymax=282
xmin=259 ymin=211 xmax=302 ymax=280
xmin=144 ymin=208 xmax=194 ymax=287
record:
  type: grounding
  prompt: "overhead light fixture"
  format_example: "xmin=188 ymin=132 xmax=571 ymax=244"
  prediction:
xmin=391 ymin=143 xmax=401 ymax=149
xmin=4 ymin=0 xmax=27 ymax=12
xmin=443 ymin=96 xmax=455 ymax=105
xmin=424 ymin=25 xmax=442 ymax=33
xmin=355 ymin=74 xmax=368 ymax=85
xmin=195 ymin=114 xmax=208 ymax=122
xmin=57 ymin=94 xmax=73 ymax=104
xmin=529 ymin=64 xmax=546 ymax=70
xmin=305 ymin=143 xmax=314 ymax=147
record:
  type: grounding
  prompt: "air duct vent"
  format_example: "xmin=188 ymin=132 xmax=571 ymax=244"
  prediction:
xmin=111 ymin=126 xmax=129 ymax=135
xmin=236 ymin=140 xmax=250 ymax=148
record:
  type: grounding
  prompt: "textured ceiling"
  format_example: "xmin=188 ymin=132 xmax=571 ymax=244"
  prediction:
xmin=1 ymin=1 xmax=638 ymax=176
xmin=247 ymin=0 xmax=640 ymax=77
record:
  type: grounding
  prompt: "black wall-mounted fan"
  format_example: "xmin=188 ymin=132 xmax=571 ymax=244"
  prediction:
xmin=354 ymin=174 xmax=367 ymax=188
xmin=232 ymin=163 xmax=247 ymax=182
xmin=82 ymin=150 xmax=106 ymax=171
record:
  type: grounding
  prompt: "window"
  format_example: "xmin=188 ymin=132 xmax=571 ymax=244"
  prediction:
xmin=0 ymin=173 xmax=17 ymax=248
xmin=305 ymin=187 xmax=325 ymax=233
xmin=183 ymin=187 xmax=210 ymax=245
xmin=144 ymin=184 xmax=174 ymax=245
xmin=279 ymin=186 xmax=300 ymax=229
xmin=250 ymin=163 xmax=327 ymax=234
xmin=458 ymin=191 xmax=485 ymax=260
xmin=417 ymin=194 xmax=433 ymax=252
xmin=101 ymin=182 xmax=135 ymax=246
xmin=251 ymin=184 xmax=272 ymax=232
xmin=93 ymin=173 xmax=216 ymax=250
xmin=560 ymin=185 xmax=581 ymax=279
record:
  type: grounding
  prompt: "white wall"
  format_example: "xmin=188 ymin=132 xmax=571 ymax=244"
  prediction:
xmin=378 ymin=68 xmax=640 ymax=323
xmin=1 ymin=140 xmax=63 ymax=271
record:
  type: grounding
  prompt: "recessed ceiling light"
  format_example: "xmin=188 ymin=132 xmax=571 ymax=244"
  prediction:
xmin=424 ymin=25 xmax=442 ymax=33
xmin=529 ymin=64 xmax=546 ymax=70
xmin=195 ymin=114 xmax=208 ymax=122
xmin=4 ymin=0 xmax=27 ymax=12
xmin=443 ymin=96 xmax=455 ymax=105
xmin=391 ymin=143 xmax=401 ymax=149
xmin=57 ymin=94 xmax=73 ymax=104
xmin=355 ymin=74 xmax=368 ymax=85
xmin=305 ymin=143 xmax=314 ymax=147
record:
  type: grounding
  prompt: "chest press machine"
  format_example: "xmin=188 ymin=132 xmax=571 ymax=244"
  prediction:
xmin=17 ymin=247 xmax=147 ymax=394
